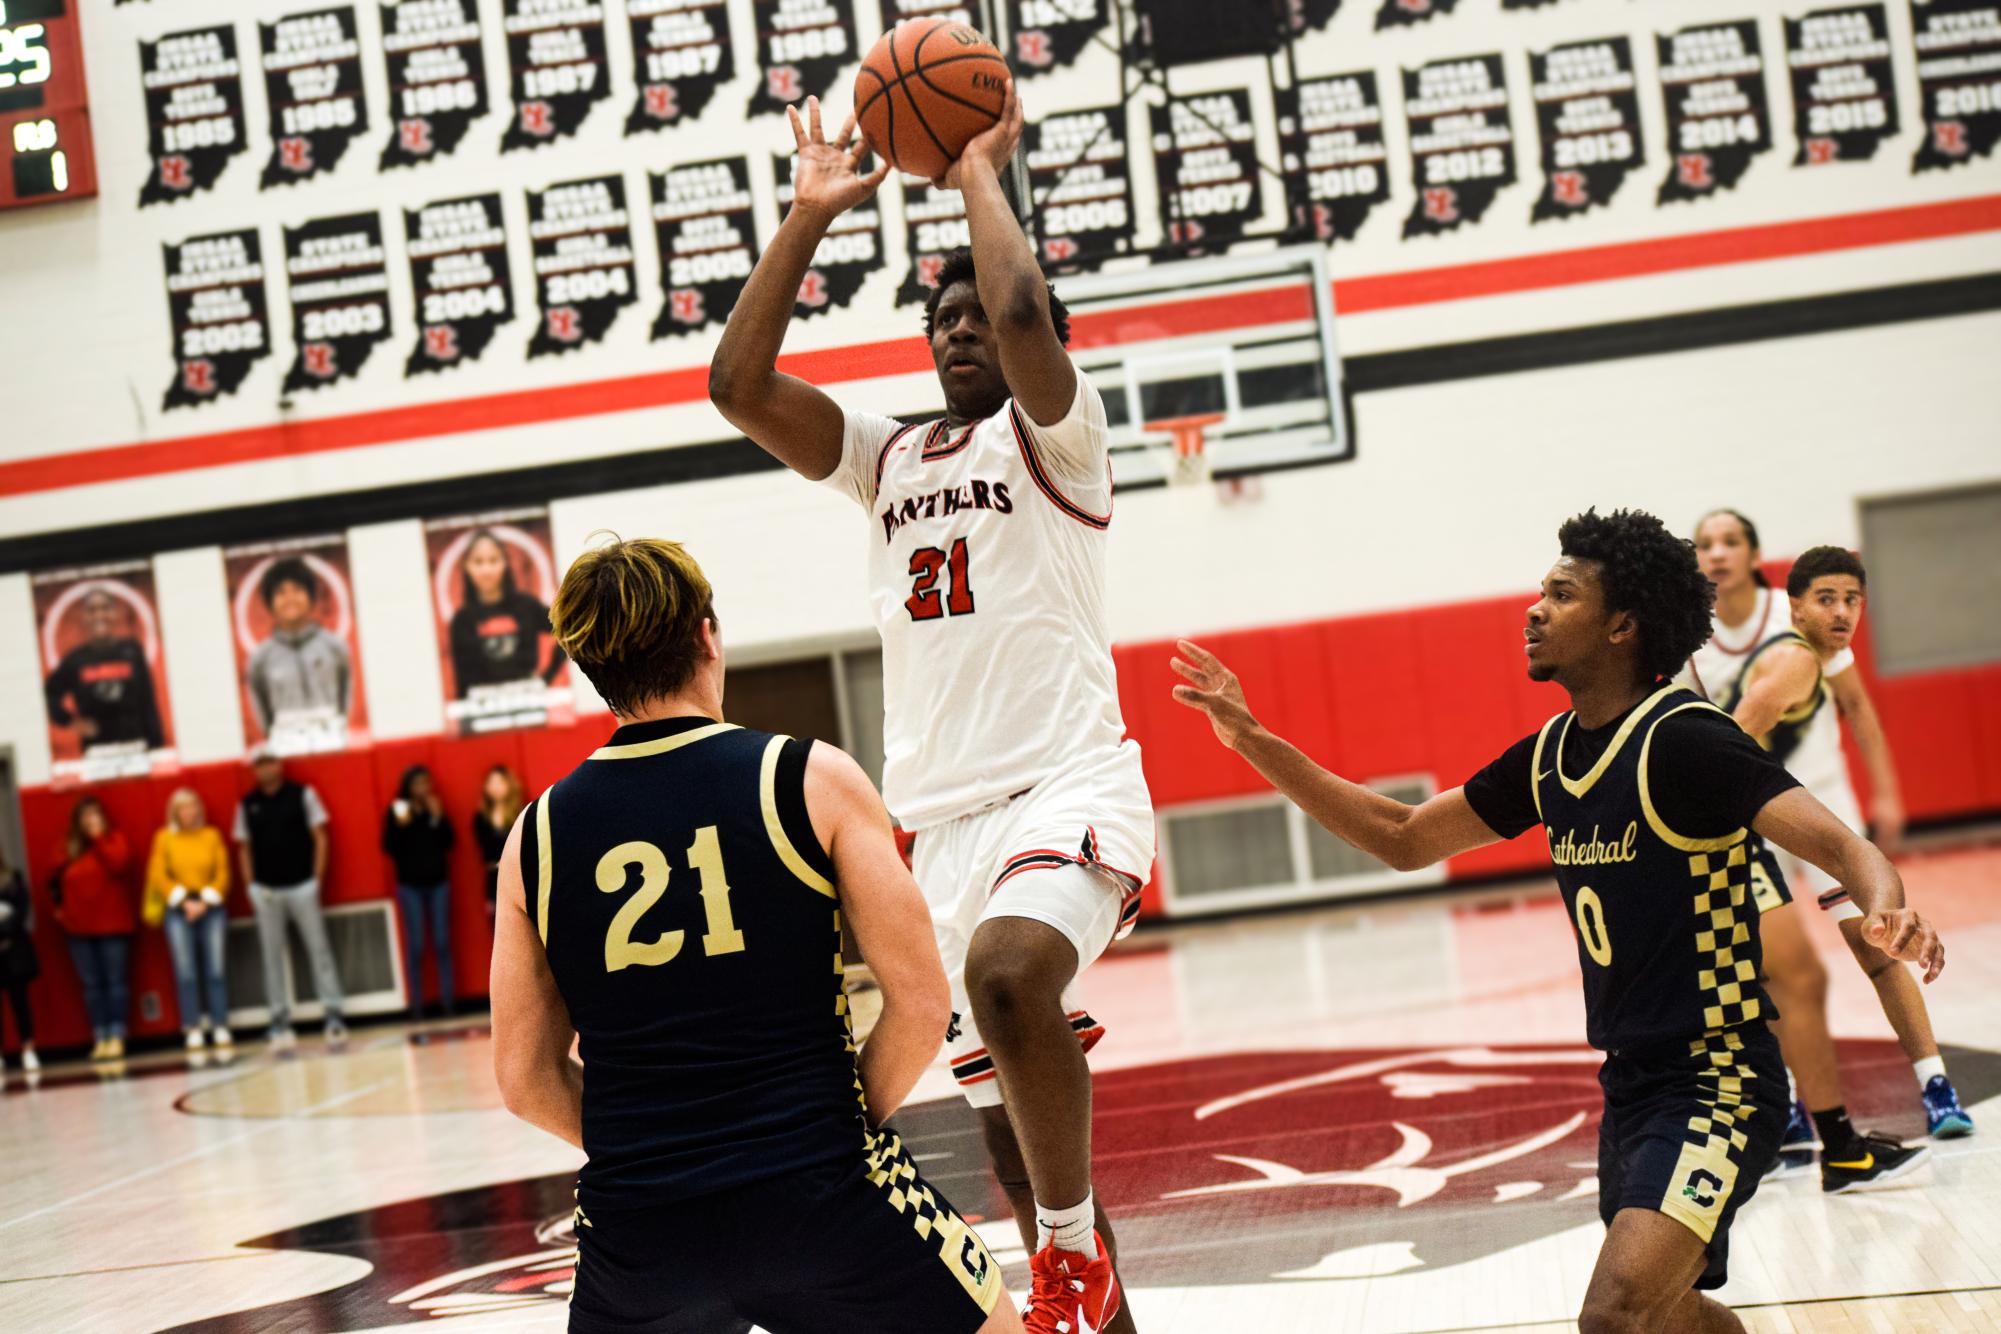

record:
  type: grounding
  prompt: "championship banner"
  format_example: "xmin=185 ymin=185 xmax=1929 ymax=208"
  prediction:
xmin=1378 ymin=0 xmax=1460 ymax=32
xmin=1657 ymin=20 xmax=1772 ymax=204
xmin=1291 ymin=0 xmax=1342 ymax=34
xmin=527 ymin=174 xmax=637 ymax=356
xmin=1278 ymin=73 xmax=1389 ymax=242
xmin=773 ymin=152 xmax=884 ymax=317
xmin=1008 ymin=0 xmax=1105 ymax=76
xmin=747 ymin=0 xmax=858 ymax=118
xmin=1502 ymin=0 xmax=1564 ymax=8
xmin=34 ymin=561 xmax=177 ymax=787
xmin=379 ymin=0 xmax=491 ymax=169
xmin=1530 ymin=37 xmax=1643 ymax=222
xmin=1786 ymin=5 xmax=1898 ymax=164
xmin=424 ymin=509 xmax=573 ymax=735
xmin=1150 ymin=90 xmax=1264 ymax=247
xmin=500 ymin=0 xmax=609 ymax=151
xmin=163 ymin=229 xmax=272 ymax=410
xmin=1026 ymin=105 xmax=1136 ymax=268
xmin=259 ymin=6 xmax=369 ymax=188
xmin=405 ymin=193 xmax=514 ymax=375
xmin=139 ymin=25 xmax=248 ymax=205
xmin=898 ymin=177 xmax=967 ymax=305
xmin=1402 ymin=55 xmax=1517 ymax=238
xmin=223 ymin=535 xmax=369 ymax=757
xmin=649 ymin=157 xmax=756 ymax=338
xmin=625 ymin=0 xmax=734 ymax=133
xmin=1910 ymin=0 xmax=2001 ymax=170
xmin=282 ymin=212 xmax=392 ymax=392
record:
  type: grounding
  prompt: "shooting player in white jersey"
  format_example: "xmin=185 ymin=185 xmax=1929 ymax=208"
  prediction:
xmin=710 ymin=90 xmax=1148 ymax=1334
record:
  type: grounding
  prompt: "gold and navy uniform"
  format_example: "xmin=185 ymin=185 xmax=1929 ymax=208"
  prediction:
xmin=1715 ymin=627 xmax=1826 ymax=914
xmin=1464 ymin=684 xmax=1801 ymax=1286
xmin=523 ymin=715 xmax=1001 ymax=1334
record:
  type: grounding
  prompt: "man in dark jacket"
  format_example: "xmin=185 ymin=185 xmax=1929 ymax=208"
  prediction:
xmin=235 ymin=747 xmax=347 ymax=1048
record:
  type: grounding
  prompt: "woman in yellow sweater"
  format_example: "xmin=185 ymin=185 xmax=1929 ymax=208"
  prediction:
xmin=146 ymin=788 xmax=234 ymax=1051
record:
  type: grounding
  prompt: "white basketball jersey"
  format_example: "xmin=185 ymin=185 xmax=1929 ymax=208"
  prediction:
xmin=1682 ymin=586 xmax=1857 ymax=805
xmin=823 ymin=376 xmax=1134 ymax=829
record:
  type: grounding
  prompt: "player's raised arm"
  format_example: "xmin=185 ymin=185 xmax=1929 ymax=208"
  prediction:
xmin=709 ymin=97 xmax=890 ymax=481
xmin=803 ymin=742 xmax=952 ymax=1124
xmin=1753 ymin=786 xmax=1943 ymax=983
xmin=1172 ymin=640 xmax=1502 ymax=872
xmin=943 ymin=86 xmax=1076 ymax=428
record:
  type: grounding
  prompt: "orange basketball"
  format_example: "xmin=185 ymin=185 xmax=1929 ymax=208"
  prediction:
xmin=855 ymin=19 xmax=1011 ymax=182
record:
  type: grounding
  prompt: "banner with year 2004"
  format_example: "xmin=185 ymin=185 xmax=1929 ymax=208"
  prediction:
xmin=405 ymin=193 xmax=516 ymax=374
xmin=527 ymin=174 xmax=638 ymax=355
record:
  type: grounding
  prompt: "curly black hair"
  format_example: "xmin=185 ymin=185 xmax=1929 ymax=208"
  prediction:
xmin=1558 ymin=508 xmax=1715 ymax=683
xmin=921 ymin=248 xmax=1071 ymax=347
xmin=1786 ymin=545 xmax=1866 ymax=597
xmin=259 ymin=556 xmax=320 ymax=609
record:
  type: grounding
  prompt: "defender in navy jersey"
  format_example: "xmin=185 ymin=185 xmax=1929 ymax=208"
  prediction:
xmin=1171 ymin=509 xmax=1944 ymax=1332
xmin=489 ymin=538 xmax=1020 ymax=1334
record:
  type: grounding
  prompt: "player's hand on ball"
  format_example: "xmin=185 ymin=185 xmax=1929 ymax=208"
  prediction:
xmin=787 ymin=96 xmax=890 ymax=220
xmin=1171 ymin=639 xmax=1260 ymax=750
xmin=1863 ymin=908 xmax=1944 ymax=983
xmin=937 ymin=84 xmax=1023 ymax=191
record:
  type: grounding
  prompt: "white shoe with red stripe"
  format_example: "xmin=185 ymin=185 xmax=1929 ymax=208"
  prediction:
xmin=1023 ymin=1231 xmax=1122 ymax=1334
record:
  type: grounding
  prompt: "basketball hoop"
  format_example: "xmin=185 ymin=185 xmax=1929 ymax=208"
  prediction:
xmin=1145 ymin=413 xmax=1224 ymax=488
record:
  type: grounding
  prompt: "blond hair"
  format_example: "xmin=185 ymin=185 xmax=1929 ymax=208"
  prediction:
xmin=551 ymin=535 xmax=716 ymax=715
xmin=165 ymin=787 xmax=206 ymax=831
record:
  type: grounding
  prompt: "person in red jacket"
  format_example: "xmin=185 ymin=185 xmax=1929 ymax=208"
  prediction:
xmin=52 ymin=796 xmax=137 ymax=1061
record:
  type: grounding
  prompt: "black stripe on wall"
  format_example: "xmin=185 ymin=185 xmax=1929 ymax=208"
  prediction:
xmin=2 ymin=270 xmax=1995 ymax=574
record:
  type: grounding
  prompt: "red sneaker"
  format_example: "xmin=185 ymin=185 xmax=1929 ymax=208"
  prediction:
xmin=1023 ymin=1231 xmax=1122 ymax=1334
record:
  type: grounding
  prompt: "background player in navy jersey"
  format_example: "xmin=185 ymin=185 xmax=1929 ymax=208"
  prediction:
xmin=712 ymin=92 xmax=1150 ymax=1334
xmin=1171 ymin=509 xmax=1944 ymax=1333
xmin=489 ymin=537 xmax=1020 ymax=1334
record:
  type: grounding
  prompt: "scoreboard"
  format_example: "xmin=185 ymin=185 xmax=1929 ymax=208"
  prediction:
xmin=1 ymin=0 xmax=96 ymax=208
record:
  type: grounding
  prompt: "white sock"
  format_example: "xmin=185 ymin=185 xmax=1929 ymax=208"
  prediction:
xmin=1034 ymin=1191 xmax=1097 ymax=1257
xmin=1914 ymin=1055 xmax=1947 ymax=1088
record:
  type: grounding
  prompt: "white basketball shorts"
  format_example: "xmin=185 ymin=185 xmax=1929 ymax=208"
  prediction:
xmin=1780 ymin=779 xmax=1867 ymax=921
xmin=907 ymin=740 xmax=1154 ymax=1108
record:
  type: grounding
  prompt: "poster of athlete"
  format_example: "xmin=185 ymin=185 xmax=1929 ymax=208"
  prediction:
xmin=1786 ymin=5 xmax=1899 ymax=165
xmin=34 ymin=562 xmax=178 ymax=787
xmin=223 ymin=535 xmax=369 ymax=756
xmin=424 ymin=509 xmax=572 ymax=734
xmin=138 ymin=24 xmax=248 ymax=206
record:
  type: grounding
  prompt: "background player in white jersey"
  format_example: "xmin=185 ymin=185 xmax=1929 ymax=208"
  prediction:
xmin=709 ymin=92 xmax=1150 ymax=1334
xmin=1691 ymin=513 xmax=1970 ymax=1157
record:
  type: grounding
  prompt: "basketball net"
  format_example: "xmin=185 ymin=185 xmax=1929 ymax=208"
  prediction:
xmin=1145 ymin=413 xmax=1224 ymax=488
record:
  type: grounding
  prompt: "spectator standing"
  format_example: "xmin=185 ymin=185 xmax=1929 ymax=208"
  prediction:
xmin=51 ymin=796 xmax=135 ymax=1060
xmin=235 ymin=747 xmax=347 ymax=1049
xmin=0 ymin=844 xmax=41 ymax=1077
xmin=146 ymin=787 xmax=234 ymax=1052
xmin=471 ymin=764 xmax=522 ymax=918
xmin=382 ymin=766 xmax=457 ymax=1021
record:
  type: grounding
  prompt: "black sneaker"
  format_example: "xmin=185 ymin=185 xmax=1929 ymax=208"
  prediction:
xmin=1821 ymin=1133 xmax=1931 ymax=1194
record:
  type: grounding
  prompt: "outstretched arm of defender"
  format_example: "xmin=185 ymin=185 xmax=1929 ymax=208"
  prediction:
xmin=1729 ymin=642 xmax=1818 ymax=740
xmin=1172 ymin=639 xmax=1501 ymax=872
xmin=805 ymin=743 xmax=953 ymax=1125
xmin=1754 ymin=786 xmax=1942 ymax=982
xmin=709 ymin=97 xmax=890 ymax=480
xmin=944 ymin=87 xmax=1076 ymax=427
xmin=490 ymin=811 xmax=584 ymax=1149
